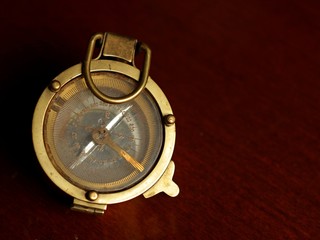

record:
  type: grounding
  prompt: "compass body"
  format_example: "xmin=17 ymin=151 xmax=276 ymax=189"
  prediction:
xmin=32 ymin=33 xmax=179 ymax=214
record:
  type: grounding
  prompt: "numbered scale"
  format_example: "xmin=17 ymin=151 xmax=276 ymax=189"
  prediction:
xmin=32 ymin=32 xmax=179 ymax=214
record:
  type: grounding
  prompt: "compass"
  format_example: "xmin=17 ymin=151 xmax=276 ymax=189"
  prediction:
xmin=32 ymin=32 xmax=179 ymax=214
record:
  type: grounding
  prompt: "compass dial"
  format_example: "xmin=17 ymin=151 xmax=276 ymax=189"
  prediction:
xmin=44 ymin=72 xmax=163 ymax=192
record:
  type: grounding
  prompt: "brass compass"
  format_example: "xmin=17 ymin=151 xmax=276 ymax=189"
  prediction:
xmin=32 ymin=32 xmax=179 ymax=214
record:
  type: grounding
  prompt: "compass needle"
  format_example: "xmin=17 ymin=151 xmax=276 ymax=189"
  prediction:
xmin=70 ymin=105 xmax=132 ymax=169
xmin=94 ymin=129 xmax=144 ymax=172
xmin=70 ymin=141 xmax=97 ymax=169
xmin=106 ymin=105 xmax=132 ymax=131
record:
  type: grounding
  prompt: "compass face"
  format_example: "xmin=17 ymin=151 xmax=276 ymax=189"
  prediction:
xmin=43 ymin=72 xmax=164 ymax=193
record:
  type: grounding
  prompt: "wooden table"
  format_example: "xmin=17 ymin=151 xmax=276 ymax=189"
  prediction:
xmin=0 ymin=0 xmax=319 ymax=239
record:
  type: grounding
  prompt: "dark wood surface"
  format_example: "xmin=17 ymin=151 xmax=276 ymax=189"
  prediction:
xmin=1 ymin=0 xmax=320 ymax=239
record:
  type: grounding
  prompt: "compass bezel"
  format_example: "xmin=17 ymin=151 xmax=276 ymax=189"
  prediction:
xmin=32 ymin=60 xmax=176 ymax=204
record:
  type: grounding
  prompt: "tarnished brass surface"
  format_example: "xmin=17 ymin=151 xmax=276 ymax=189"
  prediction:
xmin=92 ymin=127 xmax=144 ymax=172
xmin=83 ymin=33 xmax=151 ymax=104
xmin=32 ymin=33 xmax=178 ymax=214
xmin=32 ymin=60 xmax=178 ymax=212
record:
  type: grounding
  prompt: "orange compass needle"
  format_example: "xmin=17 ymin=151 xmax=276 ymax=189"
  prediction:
xmin=120 ymin=149 xmax=144 ymax=172
xmin=102 ymin=134 xmax=144 ymax=172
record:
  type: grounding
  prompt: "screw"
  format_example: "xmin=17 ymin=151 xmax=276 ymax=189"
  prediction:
xmin=86 ymin=191 xmax=99 ymax=201
xmin=164 ymin=114 xmax=176 ymax=126
xmin=49 ymin=80 xmax=61 ymax=92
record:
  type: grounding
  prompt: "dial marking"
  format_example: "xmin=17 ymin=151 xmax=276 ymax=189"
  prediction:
xmin=51 ymin=96 xmax=66 ymax=112
xmin=70 ymin=141 xmax=97 ymax=169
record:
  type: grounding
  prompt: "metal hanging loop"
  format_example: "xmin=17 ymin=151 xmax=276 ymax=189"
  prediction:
xmin=83 ymin=32 xmax=151 ymax=104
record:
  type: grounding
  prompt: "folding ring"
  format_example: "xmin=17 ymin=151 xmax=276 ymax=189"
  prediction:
xmin=83 ymin=32 xmax=151 ymax=104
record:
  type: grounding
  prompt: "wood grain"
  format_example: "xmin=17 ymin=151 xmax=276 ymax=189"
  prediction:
xmin=0 ymin=0 xmax=319 ymax=239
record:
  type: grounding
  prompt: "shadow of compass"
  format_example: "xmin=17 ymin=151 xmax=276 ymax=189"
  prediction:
xmin=0 ymin=34 xmax=84 ymax=214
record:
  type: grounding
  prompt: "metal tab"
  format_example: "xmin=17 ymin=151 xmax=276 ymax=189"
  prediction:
xmin=143 ymin=161 xmax=180 ymax=198
xmin=101 ymin=33 xmax=137 ymax=64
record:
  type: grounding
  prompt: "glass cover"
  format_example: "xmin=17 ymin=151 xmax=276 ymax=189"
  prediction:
xmin=44 ymin=72 xmax=163 ymax=192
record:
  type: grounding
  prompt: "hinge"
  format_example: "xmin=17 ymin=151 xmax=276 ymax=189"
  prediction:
xmin=71 ymin=198 xmax=107 ymax=215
